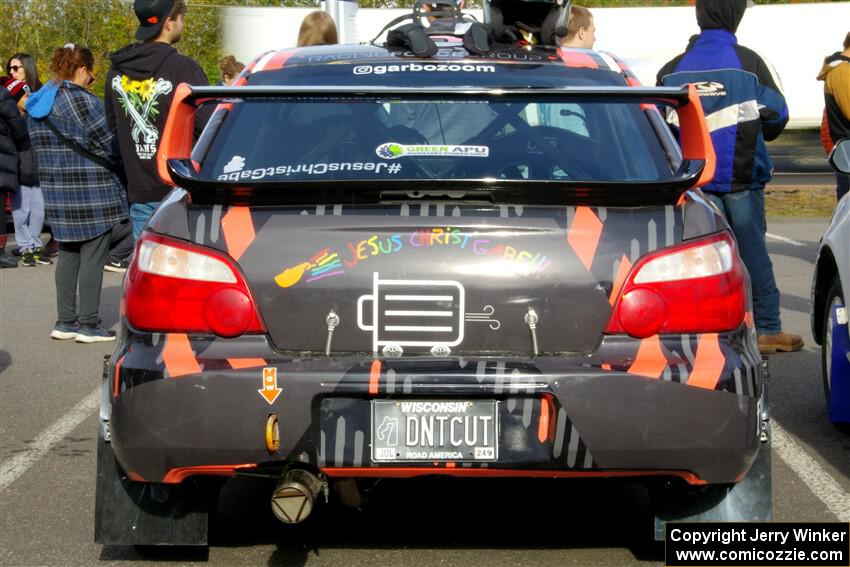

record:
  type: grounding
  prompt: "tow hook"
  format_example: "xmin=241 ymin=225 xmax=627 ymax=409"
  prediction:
xmin=524 ymin=307 xmax=540 ymax=356
xmin=271 ymin=468 xmax=328 ymax=524
xmin=325 ymin=310 xmax=340 ymax=356
xmin=758 ymin=358 xmax=770 ymax=443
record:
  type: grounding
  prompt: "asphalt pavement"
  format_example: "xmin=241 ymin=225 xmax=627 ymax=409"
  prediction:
xmin=0 ymin=214 xmax=847 ymax=567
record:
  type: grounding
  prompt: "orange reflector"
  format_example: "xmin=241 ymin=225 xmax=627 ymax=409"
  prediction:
xmin=369 ymin=359 xmax=381 ymax=395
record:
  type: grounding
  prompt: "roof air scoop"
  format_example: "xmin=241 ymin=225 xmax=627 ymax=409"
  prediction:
xmin=376 ymin=0 xmax=495 ymax=57
xmin=375 ymin=0 xmax=571 ymax=58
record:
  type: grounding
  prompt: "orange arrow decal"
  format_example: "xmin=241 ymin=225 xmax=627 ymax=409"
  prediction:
xmin=258 ymin=367 xmax=282 ymax=405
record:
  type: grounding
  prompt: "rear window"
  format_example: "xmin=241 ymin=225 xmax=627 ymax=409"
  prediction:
xmin=195 ymin=95 xmax=681 ymax=184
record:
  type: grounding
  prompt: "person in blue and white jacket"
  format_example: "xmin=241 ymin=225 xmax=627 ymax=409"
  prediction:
xmin=657 ymin=0 xmax=802 ymax=355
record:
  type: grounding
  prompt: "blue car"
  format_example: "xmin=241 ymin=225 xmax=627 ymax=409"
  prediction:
xmin=812 ymin=139 xmax=850 ymax=424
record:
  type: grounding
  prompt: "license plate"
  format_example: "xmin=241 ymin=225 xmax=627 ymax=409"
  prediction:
xmin=371 ymin=400 xmax=498 ymax=462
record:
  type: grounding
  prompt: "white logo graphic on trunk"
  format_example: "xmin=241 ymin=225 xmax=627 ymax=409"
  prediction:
xmin=358 ymin=272 xmax=465 ymax=353
xmin=356 ymin=272 xmax=503 ymax=353
xmin=112 ymin=75 xmax=173 ymax=159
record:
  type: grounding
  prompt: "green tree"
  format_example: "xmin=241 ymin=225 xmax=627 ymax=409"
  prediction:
xmin=1 ymin=0 xmax=135 ymax=97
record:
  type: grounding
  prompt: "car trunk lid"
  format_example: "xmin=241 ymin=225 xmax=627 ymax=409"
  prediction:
xmin=211 ymin=204 xmax=678 ymax=356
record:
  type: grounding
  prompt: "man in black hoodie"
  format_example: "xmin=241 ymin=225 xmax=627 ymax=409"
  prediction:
xmin=657 ymin=0 xmax=802 ymax=355
xmin=105 ymin=0 xmax=208 ymax=240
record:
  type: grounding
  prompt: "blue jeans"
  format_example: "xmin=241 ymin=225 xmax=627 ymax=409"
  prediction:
xmin=705 ymin=188 xmax=782 ymax=334
xmin=130 ymin=201 xmax=160 ymax=241
xmin=11 ymin=184 xmax=45 ymax=252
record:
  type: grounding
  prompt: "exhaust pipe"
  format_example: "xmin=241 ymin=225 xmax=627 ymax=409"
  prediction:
xmin=271 ymin=469 xmax=322 ymax=524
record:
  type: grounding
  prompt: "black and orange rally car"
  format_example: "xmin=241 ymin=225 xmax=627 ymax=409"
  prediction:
xmin=95 ymin=21 xmax=771 ymax=546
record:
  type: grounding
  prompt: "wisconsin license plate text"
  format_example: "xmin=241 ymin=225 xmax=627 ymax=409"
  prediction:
xmin=372 ymin=400 xmax=498 ymax=462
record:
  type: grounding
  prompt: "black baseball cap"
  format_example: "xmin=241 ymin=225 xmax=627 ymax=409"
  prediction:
xmin=134 ymin=0 xmax=176 ymax=41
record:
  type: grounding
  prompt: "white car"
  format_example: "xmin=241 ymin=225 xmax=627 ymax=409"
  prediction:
xmin=811 ymin=139 xmax=850 ymax=423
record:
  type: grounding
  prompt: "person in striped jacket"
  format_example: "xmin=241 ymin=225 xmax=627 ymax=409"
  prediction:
xmin=657 ymin=0 xmax=802 ymax=355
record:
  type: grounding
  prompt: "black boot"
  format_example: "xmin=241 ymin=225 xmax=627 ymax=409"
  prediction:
xmin=1 ymin=231 xmax=20 ymax=266
xmin=0 ymin=253 xmax=18 ymax=268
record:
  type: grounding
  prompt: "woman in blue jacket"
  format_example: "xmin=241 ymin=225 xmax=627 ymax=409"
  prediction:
xmin=26 ymin=44 xmax=128 ymax=343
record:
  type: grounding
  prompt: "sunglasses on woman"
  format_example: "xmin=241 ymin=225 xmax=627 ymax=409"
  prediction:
xmin=8 ymin=65 xmax=23 ymax=73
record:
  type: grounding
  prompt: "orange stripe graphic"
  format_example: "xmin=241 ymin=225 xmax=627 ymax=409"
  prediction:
xmin=162 ymin=464 xmax=257 ymax=484
xmin=112 ymin=355 xmax=124 ymax=398
xmin=609 ymin=254 xmax=633 ymax=306
xmin=221 ymin=206 xmax=255 ymax=262
xmin=322 ymin=467 xmax=707 ymax=485
xmin=369 ymin=359 xmax=381 ymax=395
xmin=558 ymin=49 xmax=599 ymax=69
xmin=567 ymin=206 xmax=603 ymax=270
xmin=214 ymin=102 xmax=234 ymax=114
xmin=162 ymin=334 xmax=202 ymax=379
xmin=627 ymin=335 xmax=666 ymax=379
xmin=687 ymin=333 xmax=725 ymax=390
xmin=263 ymin=49 xmax=299 ymax=71
xmin=228 ymin=358 xmax=268 ymax=370
xmin=538 ymin=397 xmax=551 ymax=443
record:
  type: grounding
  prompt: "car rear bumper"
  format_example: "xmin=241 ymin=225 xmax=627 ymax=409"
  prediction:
xmin=108 ymin=329 xmax=763 ymax=485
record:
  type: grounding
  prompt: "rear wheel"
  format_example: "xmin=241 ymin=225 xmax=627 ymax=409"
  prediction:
xmin=820 ymin=276 xmax=844 ymax=407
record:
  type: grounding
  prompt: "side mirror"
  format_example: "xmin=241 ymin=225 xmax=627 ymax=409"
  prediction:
xmin=828 ymin=139 xmax=850 ymax=174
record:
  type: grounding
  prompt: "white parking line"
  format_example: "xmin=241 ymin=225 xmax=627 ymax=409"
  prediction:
xmin=766 ymin=232 xmax=806 ymax=247
xmin=0 ymin=388 xmax=99 ymax=492
xmin=772 ymin=422 xmax=850 ymax=522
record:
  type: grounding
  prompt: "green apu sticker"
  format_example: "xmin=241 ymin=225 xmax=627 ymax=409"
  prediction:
xmin=376 ymin=143 xmax=489 ymax=159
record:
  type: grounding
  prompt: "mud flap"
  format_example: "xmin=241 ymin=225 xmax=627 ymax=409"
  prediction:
xmin=828 ymin=304 xmax=850 ymax=423
xmin=94 ymin=432 xmax=212 ymax=546
xmin=651 ymin=428 xmax=772 ymax=541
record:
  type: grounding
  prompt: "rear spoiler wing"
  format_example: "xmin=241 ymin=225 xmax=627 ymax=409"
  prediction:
xmin=157 ymin=83 xmax=716 ymax=194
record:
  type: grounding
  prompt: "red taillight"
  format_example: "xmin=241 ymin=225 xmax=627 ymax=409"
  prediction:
xmin=605 ymin=232 xmax=746 ymax=338
xmin=125 ymin=233 xmax=265 ymax=338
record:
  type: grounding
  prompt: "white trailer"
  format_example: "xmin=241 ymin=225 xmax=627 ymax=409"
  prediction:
xmin=222 ymin=2 xmax=850 ymax=128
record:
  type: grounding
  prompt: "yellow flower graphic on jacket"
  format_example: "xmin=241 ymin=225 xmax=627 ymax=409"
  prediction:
xmin=120 ymin=75 xmax=135 ymax=94
xmin=112 ymin=73 xmax=173 ymax=151
xmin=120 ymin=76 xmax=157 ymax=100
xmin=136 ymin=78 xmax=157 ymax=101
